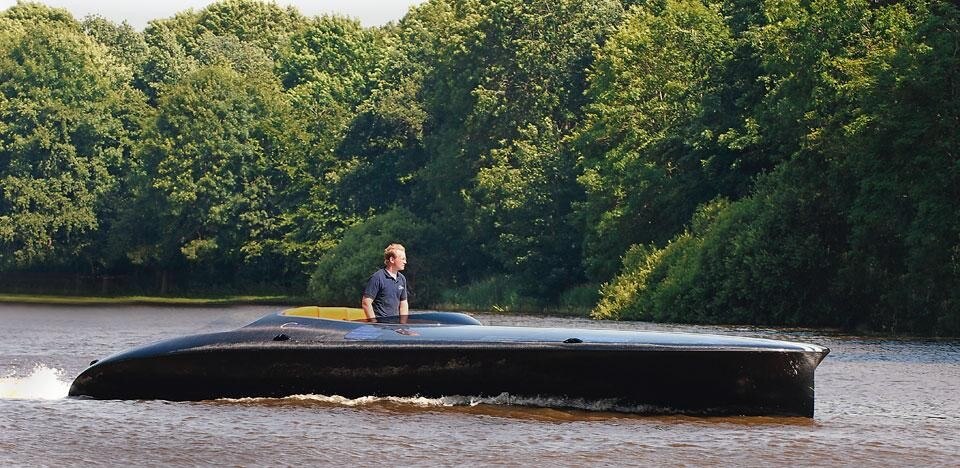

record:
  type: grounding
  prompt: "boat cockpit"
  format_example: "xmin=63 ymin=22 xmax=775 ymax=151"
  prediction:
xmin=280 ymin=306 xmax=482 ymax=325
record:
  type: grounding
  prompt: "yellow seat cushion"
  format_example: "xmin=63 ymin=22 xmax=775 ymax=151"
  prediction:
xmin=282 ymin=306 xmax=366 ymax=321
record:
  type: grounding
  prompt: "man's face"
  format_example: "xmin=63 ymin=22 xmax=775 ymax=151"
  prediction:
xmin=391 ymin=252 xmax=407 ymax=271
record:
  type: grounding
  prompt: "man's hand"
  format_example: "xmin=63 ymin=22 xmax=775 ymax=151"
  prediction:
xmin=361 ymin=296 xmax=375 ymax=321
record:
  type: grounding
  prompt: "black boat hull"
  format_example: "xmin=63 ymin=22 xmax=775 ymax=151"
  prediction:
xmin=69 ymin=312 xmax=828 ymax=416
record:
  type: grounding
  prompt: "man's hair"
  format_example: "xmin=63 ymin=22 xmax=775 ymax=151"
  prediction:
xmin=384 ymin=243 xmax=405 ymax=265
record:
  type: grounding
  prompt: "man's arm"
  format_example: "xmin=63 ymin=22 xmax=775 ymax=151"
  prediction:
xmin=399 ymin=299 xmax=409 ymax=324
xmin=361 ymin=296 xmax=375 ymax=320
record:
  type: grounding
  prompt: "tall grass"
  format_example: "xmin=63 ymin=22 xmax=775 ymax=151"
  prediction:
xmin=434 ymin=276 xmax=598 ymax=316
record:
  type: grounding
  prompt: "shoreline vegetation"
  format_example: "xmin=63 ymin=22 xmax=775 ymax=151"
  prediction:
xmin=0 ymin=292 xmax=590 ymax=316
xmin=0 ymin=293 xmax=918 ymax=339
xmin=3 ymin=293 xmax=931 ymax=340
xmin=0 ymin=293 xmax=301 ymax=307
xmin=1 ymin=1 xmax=958 ymax=336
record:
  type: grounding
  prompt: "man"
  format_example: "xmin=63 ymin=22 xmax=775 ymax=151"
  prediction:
xmin=361 ymin=243 xmax=409 ymax=321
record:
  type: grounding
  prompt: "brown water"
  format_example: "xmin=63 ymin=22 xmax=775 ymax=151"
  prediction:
xmin=1 ymin=304 xmax=957 ymax=466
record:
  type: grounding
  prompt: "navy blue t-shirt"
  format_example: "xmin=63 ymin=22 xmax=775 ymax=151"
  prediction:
xmin=363 ymin=268 xmax=408 ymax=317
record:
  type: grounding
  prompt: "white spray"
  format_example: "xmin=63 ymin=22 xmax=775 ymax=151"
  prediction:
xmin=0 ymin=364 xmax=71 ymax=400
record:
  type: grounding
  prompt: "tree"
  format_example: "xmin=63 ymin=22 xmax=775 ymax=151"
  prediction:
xmin=130 ymin=66 xmax=308 ymax=288
xmin=412 ymin=0 xmax=623 ymax=293
xmin=139 ymin=0 xmax=307 ymax=100
xmin=271 ymin=16 xmax=388 ymax=272
xmin=833 ymin=0 xmax=960 ymax=333
xmin=308 ymin=207 xmax=436 ymax=305
xmin=192 ymin=0 xmax=305 ymax=60
xmin=82 ymin=15 xmax=150 ymax=81
xmin=594 ymin=0 xmax=960 ymax=335
xmin=331 ymin=10 xmax=433 ymax=217
xmin=0 ymin=6 xmax=145 ymax=269
xmin=139 ymin=15 xmax=200 ymax=101
xmin=572 ymin=0 xmax=734 ymax=281
xmin=474 ymin=120 xmax=584 ymax=297
xmin=193 ymin=32 xmax=274 ymax=80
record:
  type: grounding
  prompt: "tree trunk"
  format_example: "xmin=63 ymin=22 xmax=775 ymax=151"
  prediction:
xmin=160 ymin=270 xmax=168 ymax=295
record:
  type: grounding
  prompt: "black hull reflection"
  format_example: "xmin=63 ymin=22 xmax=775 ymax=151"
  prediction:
xmin=69 ymin=311 xmax=829 ymax=417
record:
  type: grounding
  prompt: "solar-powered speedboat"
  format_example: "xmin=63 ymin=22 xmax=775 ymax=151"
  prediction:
xmin=69 ymin=307 xmax=829 ymax=416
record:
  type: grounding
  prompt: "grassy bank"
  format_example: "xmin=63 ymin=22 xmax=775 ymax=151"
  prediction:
xmin=0 ymin=292 xmax=592 ymax=316
xmin=0 ymin=293 xmax=305 ymax=307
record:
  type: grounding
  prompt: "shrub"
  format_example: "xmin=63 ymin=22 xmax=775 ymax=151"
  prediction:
xmin=308 ymin=207 xmax=438 ymax=305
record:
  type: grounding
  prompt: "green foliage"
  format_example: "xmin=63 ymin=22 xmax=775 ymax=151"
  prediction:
xmin=556 ymin=283 xmax=600 ymax=314
xmin=277 ymin=15 xmax=382 ymax=92
xmin=438 ymin=275 xmax=544 ymax=313
xmin=1 ymin=1 xmax=79 ymax=29
xmin=0 ymin=8 xmax=145 ymax=268
xmin=474 ymin=121 xmax=584 ymax=297
xmin=142 ymin=0 xmax=303 ymax=61
xmin=331 ymin=13 xmax=431 ymax=217
xmin=139 ymin=18 xmax=200 ymax=100
xmin=596 ymin=0 xmax=960 ymax=335
xmin=831 ymin=0 xmax=960 ymax=333
xmin=192 ymin=0 xmax=305 ymax=59
xmin=573 ymin=0 xmax=735 ymax=281
xmin=82 ymin=15 xmax=150 ymax=79
xmin=438 ymin=276 xmax=593 ymax=315
xmin=1 ymin=0 xmax=957 ymax=334
xmin=193 ymin=32 xmax=274 ymax=80
xmin=130 ymin=65 xmax=307 ymax=283
xmin=595 ymin=168 xmax=845 ymax=326
xmin=273 ymin=16 xmax=387 ymax=274
xmin=308 ymin=207 xmax=436 ymax=305
xmin=280 ymin=17 xmax=382 ymax=150
xmin=138 ymin=0 xmax=306 ymax=100
xmin=414 ymin=0 xmax=624 ymax=291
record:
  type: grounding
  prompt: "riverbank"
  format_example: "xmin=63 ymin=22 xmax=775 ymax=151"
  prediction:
xmin=0 ymin=293 xmax=303 ymax=307
xmin=2 ymin=293 xmax=949 ymax=339
xmin=0 ymin=292 xmax=594 ymax=316
xmin=431 ymin=301 xmax=590 ymax=318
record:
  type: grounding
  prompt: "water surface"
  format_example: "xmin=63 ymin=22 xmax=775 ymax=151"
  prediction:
xmin=1 ymin=304 xmax=957 ymax=466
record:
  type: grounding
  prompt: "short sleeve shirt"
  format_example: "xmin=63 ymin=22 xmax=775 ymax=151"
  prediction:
xmin=363 ymin=268 xmax=408 ymax=317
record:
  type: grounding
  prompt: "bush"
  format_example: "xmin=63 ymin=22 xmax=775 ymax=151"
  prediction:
xmin=594 ymin=160 xmax=848 ymax=327
xmin=436 ymin=276 xmax=541 ymax=313
xmin=556 ymin=283 xmax=600 ymax=315
xmin=307 ymin=207 xmax=440 ymax=306
xmin=436 ymin=276 xmax=599 ymax=315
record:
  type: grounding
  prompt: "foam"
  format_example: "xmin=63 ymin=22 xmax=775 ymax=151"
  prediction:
xmin=218 ymin=392 xmax=670 ymax=414
xmin=0 ymin=364 xmax=71 ymax=400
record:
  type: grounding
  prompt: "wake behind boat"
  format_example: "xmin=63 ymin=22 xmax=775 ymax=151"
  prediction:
xmin=69 ymin=307 xmax=829 ymax=416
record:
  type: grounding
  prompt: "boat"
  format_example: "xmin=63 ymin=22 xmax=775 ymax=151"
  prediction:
xmin=69 ymin=307 xmax=829 ymax=416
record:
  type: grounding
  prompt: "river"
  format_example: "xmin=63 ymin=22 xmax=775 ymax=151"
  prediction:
xmin=1 ymin=304 xmax=957 ymax=466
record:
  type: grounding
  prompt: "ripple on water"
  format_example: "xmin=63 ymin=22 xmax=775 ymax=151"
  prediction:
xmin=1 ymin=305 xmax=959 ymax=466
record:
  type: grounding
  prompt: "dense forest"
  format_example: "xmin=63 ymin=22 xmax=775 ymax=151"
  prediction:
xmin=0 ymin=0 xmax=957 ymax=335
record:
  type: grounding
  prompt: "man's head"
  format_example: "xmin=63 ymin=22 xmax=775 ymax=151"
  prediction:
xmin=384 ymin=243 xmax=407 ymax=271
